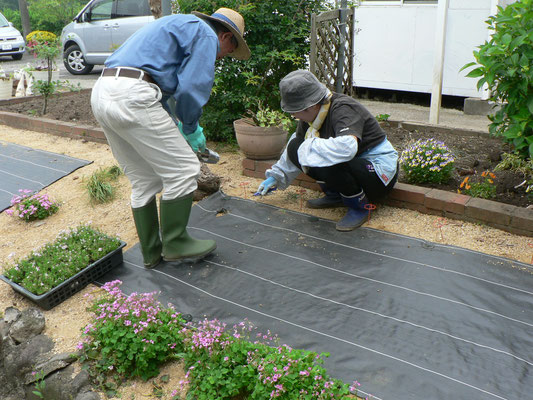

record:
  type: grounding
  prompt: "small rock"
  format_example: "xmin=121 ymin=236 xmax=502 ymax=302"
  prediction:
xmin=9 ymin=308 xmax=45 ymax=343
xmin=3 ymin=307 xmax=21 ymax=324
xmin=76 ymin=391 xmax=101 ymax=400
xmin=458 ymin=168 xmax=474 ymax=176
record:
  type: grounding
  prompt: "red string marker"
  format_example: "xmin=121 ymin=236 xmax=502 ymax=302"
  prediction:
xmin=239 ymin=181 xmax=249 ymax=199
xmin=434 ymin=217 xmax=447 ymax=241
xmin=298 ymin=189 xmax=306 ymax=211
xmin=364 ymin=203 xmax=376 ymax=221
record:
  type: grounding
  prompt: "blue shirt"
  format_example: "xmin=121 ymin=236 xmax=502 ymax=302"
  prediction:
xmin=105 ymin=14 xmax=218 ymax=134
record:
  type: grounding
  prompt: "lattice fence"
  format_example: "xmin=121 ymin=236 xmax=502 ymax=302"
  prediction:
xmin=310 ymin=8 xmax=355 ymax=96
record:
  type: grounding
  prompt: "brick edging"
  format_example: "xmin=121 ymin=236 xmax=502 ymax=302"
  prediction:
xmin=243 ymin=159 xmax=533 ymax=237
xmin=0 ymin=95 xmax=531 ymax=237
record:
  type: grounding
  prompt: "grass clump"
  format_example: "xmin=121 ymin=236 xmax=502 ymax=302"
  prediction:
xmin=86 ymin=165 xmax=123 ymax=204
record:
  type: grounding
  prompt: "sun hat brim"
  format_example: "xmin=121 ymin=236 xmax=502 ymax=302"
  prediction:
xmin=192 ymin=11 xmax=251 ymax=60
xmin=279 ymin=70 xmax=329 ymax=113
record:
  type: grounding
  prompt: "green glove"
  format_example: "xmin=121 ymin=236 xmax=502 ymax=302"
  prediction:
xmin=178 ymin=122 xmax=206 ymax=153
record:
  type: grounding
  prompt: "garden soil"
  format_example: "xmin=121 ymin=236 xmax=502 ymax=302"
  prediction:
xmin=0 ymin=96 xmax=532 ymax=399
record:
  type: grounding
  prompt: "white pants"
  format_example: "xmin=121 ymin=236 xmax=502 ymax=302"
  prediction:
xmin=91 ymin=75 xmax=200 ymax=208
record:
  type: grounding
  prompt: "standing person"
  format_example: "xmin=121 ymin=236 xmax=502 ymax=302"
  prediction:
xmin=91 ymin=8 xmax=250 ymax=268
xmin=256 ymin=70 xmax=398 ymax=231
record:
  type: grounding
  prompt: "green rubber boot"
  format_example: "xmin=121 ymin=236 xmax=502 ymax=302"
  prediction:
xmin=131 ymin=197 xmax=162 ymax=269
xmin=160 ymin=194 xmax=216 ymax=262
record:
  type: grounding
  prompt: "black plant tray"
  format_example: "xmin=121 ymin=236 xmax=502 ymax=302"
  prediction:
xmin=0 ymin=241 xmax=126 ymax=310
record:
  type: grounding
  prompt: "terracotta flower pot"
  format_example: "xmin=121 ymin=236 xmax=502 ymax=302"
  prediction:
xmin=233 ymin=118 xmax=289 ymax=160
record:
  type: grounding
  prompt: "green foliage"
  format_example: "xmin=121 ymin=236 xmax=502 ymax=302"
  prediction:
xmin=399 ymin=138 xmax=455 ymax=184
xmin=458 ymin=171 xmax=497 ymax=199
xmin=5 ymin=189 xmax=60 ymax=221
xmin=246 ymin=101 xmax=295 ymax=132
xmin=375 ymin=113 xmax=390 ymax=122
xmin=461 ymin=0 xmax=533 ymax=160
xmin=86 ymin=165 xmax=123 ymax=204
xmin=79 ymin=282 xmax=364 ymax=399
xmin=79 ymin=281 xmax=187 ymax=384
xmin=31 ymin=370 xmax=46 ymax=399
xmin=4 ymin=225 xmax=122 ymax=295
xmin=27 ymin=0 xmax=86 ymax=35
xmin=178 ymin=0 xmax=328 ymax=142
xmin=0 ymin=7 xmax=21 ymax=31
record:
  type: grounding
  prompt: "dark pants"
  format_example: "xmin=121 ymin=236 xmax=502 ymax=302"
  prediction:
xmin=287 ymin=136 xmax=398 ymax=202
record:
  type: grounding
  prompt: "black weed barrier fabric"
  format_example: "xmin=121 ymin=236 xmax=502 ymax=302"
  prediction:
xmin=99 ymin=191 xmax=533 ymax=400
xmin=0 ymin=141 xmax=91 ymax=211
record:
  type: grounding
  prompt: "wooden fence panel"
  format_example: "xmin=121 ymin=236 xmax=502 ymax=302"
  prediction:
xmin=310 ymin=8 xmax=355 ymax=96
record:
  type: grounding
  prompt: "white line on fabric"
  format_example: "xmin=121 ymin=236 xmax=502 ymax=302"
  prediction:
xmin=194 ymin=204 xmax=533 ymax=297
xmin=205 ymin=259 xmax=533 ymax=367
xmin=0 ymin=169 xmax=45 ymax=186
xmin=120 ymin=260 xmax=508 ymax=400
xmin=219 ymin=195 xmax=533 ymax=272
xmin=190 ymin=225 xmax=533 ymax=329
xmin=0 ymin=188 xmax=16 ymax=196
xmin=0 ymin=152 xmax=72 ymax=173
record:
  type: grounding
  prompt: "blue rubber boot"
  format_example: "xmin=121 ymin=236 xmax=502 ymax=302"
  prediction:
xmin=336 ymin=191 xmax=369 ymax=231
xmin=307 ymin=182 xmax=343 ymax=209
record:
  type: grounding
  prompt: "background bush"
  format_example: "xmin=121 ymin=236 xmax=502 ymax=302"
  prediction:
xmin=463 ymin=0 xmax=533 ymax=160
xmin=1 ymin=0 xmax=86 ymax=35
xmin=178 ymin=0 xmax=329 ymax=142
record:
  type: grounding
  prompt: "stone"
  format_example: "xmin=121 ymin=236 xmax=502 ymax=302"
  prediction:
xmin=76 ymin=391 xmax=101 ymax=400
xmin=24 ymin=352 xmax=77 ymax=385
xmin=4 ymin=334 xmax=54 ymax=379
xmin=195 ymin=163 xmax=221 ymax=200
xmin=8 ymin=307 xmax=45 ymax=343
xmin=25 ymin=364 xmax=79 ymax=400
xmin=3 ymin=306 xmax=21 ymax=324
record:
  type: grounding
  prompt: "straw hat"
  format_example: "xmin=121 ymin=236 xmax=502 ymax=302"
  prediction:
xmin=192 ymin=8 xmax=251 ymax=60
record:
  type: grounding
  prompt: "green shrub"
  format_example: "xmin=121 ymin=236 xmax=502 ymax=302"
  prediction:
xmin=462 ymin=0 xmax=533 ymax=160
xmin=399 ymin=138 xmax=455 ymax=184
xmin=178 ymin=0 xmax=329 ymax=142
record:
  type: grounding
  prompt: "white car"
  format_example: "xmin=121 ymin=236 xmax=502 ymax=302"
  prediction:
xmin=0 ymin=11 xmax=25 ymax=60
xmin=60 ymin=0 xmax=154 ymax=75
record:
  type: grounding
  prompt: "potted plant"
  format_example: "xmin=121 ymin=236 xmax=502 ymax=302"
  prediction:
xmin=0 ymin=64 xmax=13 ymax=99
xmin=234 ymin=103 xmax=294 ymax=160
xmin=0 ymin=224 xmax=126 ymax=310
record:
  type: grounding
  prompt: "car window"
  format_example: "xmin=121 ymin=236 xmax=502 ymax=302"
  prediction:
xmin=88 ymin=0 xmax=113 ymax=21
xmin=115 ymin=0 xmax=151 ymax=18
xmin=0 ymin=12 xmax=10 ymax=27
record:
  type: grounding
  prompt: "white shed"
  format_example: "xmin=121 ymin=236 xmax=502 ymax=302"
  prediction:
xmin=351 ymin=0 xmax=516 ymax=99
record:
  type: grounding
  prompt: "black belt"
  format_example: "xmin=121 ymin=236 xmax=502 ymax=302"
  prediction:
xmin=102 ymin=68 xmax=156 ymax=85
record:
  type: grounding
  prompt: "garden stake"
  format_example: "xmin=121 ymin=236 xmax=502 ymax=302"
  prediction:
xmin=364 ymin=203 xmax=376 ymax=221
xmin=240 ymin=181 xmax=250 ymax=199
xmin=434 ymin=217 xmax=447 ymax=241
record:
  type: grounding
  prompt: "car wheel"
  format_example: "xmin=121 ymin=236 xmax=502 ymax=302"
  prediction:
xmin=64 ymin=45 xmax=94 ymax=75
xmin=12 ymin=54 xmax=23 ymax=60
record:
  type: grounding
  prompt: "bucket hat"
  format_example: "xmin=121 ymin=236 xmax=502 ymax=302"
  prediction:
xmin=192 ymin=8 xmax=250 ymax=60
xmin=279 ymin=70 xmax=328 ymax=113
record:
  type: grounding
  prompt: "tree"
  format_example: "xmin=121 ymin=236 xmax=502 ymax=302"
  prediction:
xmin=18 ymin=0 xmax=31 ymax=37
xmin=149 ymin=0 xmax=162 ymax=19
xmin=178 ymin=0 xmax=329 ymax=142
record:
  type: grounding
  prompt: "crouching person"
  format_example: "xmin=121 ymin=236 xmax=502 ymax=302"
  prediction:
xmin=257 ymin=70 xmax=398 ymax=231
